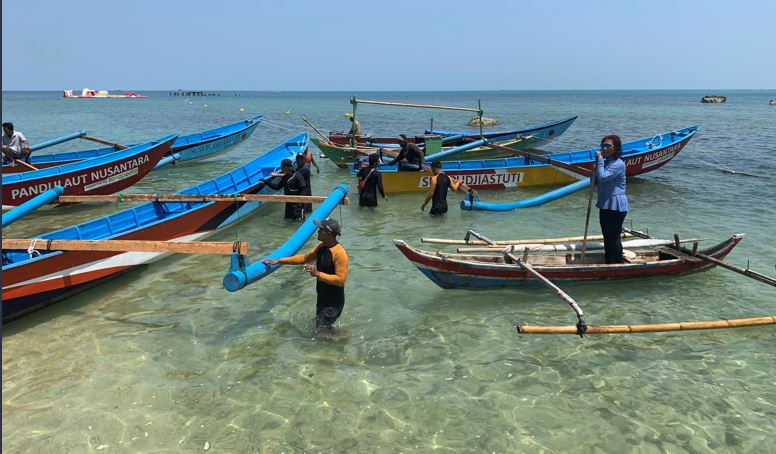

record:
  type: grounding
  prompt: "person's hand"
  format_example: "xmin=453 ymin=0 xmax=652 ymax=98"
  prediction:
xmin=315 ymin=167 xmax=320 ymax=174
xmin=304 ymin=264 xmax=319 ymax=277
xmin=263 ymin=259 xmax=281 ymax=265
xmin=383 ymin=196 xmax=388 ymax=201
xmin=420 ymin=204 xmax=426 ymax=211
xmin=595 ymin=151 xmax=602 ymax=159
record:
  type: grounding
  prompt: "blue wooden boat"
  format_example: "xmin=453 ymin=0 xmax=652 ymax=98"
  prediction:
xmin=2 ymin=116 xmax=263 ymax=173
xmin=2 ymin=135 xmax=177 ymax=209
xmin=1 ymin=133 xmax=308 ymax=321
xmin=366 ymin=125 xmax=701 ymax=193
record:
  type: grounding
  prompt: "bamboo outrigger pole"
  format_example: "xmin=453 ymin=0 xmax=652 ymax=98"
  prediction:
xmin=484 ymin=142 xmax=593 ymax=177
xmin=352 ymin=98 xmax=481 ymax=112
xmin=624 ymin=229 xmax=776 ymax=287
xmin=505 ymin=252 xmax=587 ymax=336
xmin=301 ymin=116 xmax=334 ymax=145
xmin=517 ymin=316 xmax=776 ymax=335
xmin=421 ymin=233 xmax=633 ymax=246
xmin=56 ymin=194 xmax=349 ymax=205
xmin=2 ymin=239 xmax=250 ymax=255
xmin=80 ymin=135 xmax=129 ymax=149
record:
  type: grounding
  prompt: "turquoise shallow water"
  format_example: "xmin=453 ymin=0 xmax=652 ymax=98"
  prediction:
xmin=2 ymin=90 xmax=776 ymax=453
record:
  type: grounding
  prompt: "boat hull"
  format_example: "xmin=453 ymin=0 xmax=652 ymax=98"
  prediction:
xmin=317 ymin=116 xmax=578 ymax=167
xmin=2 ymin=136 xmax=175 ymax=208
xmin=2 ymin=116 xmax=263 ymax=173
xmin=2 ymin=134 xmax=308 ymax=321
xmin=372 ymin=126 xmax=698 ymax=193
xmin=394 ymin=235 xmax=743 ymax=289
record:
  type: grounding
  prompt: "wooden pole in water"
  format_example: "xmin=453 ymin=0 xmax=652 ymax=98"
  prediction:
xmin=56 ymin=193 xmax=349 ymax=205
xmin=80 ymin=135 xmax=129 ymax=149
xmin=579 ymin=160 xmax=598 ymax=263
xmin=2 ymin=239 xmax=250 ymax=255
xmin=517 ymin=316 xmax=776 ymax=335
xmin=301 ymin=117 xmax=333 ymax=145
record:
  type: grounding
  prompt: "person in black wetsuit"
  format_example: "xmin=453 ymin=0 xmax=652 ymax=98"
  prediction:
xmin=383 ymin=134 xmax=424 ymax=171
xmin=263 ymin=217 xmax=349 ymax=332
xmin=356 ymin=153 xmax=387 ymax=207
xmin=261 ymin=158 xmax=307 ymax=222
xmin=295 ymin=153 xmax=313 ymax=216
xmin=421 ymin=160 xmax=476 ymax=216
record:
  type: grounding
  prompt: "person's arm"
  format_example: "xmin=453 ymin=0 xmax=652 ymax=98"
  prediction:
xmin=449 ymin=178 xmax=476 ymax=195
xmin=377 ymin=172 xmax=386 ymax=199
xmin=20 ymin=133 xmax=30 ymax=155
xmin=305 ymin=150 xmax=320 ymax=174
xmin=421 ymin=176 xmax=437 ymax=211
xmin=314 ymin=245 xmax=348 ymax=287
xmin=263 ymin=245 xmax=319 ymax=265
xmin=595 ymin=157 xmax=625 ymax=182
xmin=383 ymin=148 xmax=402 ymax=166
xmin=261 ymin=174 xmax=285 ymax=190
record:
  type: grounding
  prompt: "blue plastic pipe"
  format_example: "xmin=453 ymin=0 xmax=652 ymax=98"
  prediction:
xmin=440 ymin=134 xmax=466 ymax=144
xmin=425 ymin=138 xmax=488 ymax=161
xmin=460 ymin=178 xmax=591 ymax=212
xmin=30 ymin=131 xmax=87 ymax=152
xmin=2 ymin=185 xmax=65 ymax=227
xmin=223 ymin=183 xmax=350 ymax=292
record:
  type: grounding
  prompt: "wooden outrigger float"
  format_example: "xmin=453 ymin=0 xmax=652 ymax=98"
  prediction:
xmin=1 ymin=134 xmax=311 ymax=322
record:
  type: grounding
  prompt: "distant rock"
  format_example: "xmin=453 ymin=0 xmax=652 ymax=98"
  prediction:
xmin=769 ymin=99 xmax=776 ymax=106
xmin=468 ymin=116 xmax=498 ymax=126
xmin=701 ymin=95 xmax=727 ymax=103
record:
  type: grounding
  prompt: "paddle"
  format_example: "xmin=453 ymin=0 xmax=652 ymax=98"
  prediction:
xmin=15 ymin=159 xmax=39 ymax=171
xmin=579 ymin=159 xmax=598 ymax=263
xmin=81 ymin=135 xmax=129 ymax=150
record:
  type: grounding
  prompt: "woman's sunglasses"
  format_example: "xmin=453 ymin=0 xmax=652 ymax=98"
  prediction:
xmin=600 ymin=143 xmax=613 ymax=150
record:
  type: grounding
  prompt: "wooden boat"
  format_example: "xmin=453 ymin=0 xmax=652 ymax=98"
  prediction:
xmin=64 ymin=89 xmax=147 ymax=98
xmin=2 ymin=116 xmax=263 ymax=174
xmin=393 ymin=234 xmax=744 ymax=289
xmin=369 ymin=125 xmax=700 ymax=193
xmin=1 ymin=133 xmax=308 ymax=321
xmin=313 ymin=116 xmax=578 ymax=168
xmin=1 ymin=135 xmax=177 ymax=209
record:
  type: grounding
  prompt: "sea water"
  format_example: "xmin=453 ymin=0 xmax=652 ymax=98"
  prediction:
xmin=2 ymin=90 xmax=776 ymax=452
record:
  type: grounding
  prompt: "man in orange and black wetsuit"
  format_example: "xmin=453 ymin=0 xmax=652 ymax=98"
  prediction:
xmin=263 ymin=218 xmax=348 ymax=330
xmin=421 ymin=160 xmax=476 ymax=216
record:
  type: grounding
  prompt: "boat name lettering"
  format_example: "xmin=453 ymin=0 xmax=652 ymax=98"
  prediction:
xmin=89 ymin=155 xmax=149 ymax=181
xmin=418 ymin=172 xmax=522 ymax=188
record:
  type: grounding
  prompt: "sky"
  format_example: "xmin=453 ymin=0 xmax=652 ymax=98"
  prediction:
xmin=3 ymin=0 xmax=775 ymax=91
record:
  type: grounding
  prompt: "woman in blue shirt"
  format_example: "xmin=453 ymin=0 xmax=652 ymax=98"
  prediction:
xmin=595 ymin=135 xmax=630 ymax=264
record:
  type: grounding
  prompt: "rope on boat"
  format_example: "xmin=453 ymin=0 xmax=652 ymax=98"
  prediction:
xmin=517 ymin=316 xmax=776 ymax=335
xmin=27 ymin=238 xmax=41 ymax=258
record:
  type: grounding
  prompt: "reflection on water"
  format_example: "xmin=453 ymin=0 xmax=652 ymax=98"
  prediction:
xmin=3 ymin=90 xmax=776 ymax=452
